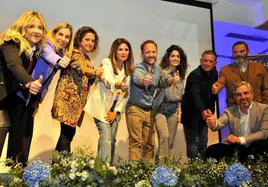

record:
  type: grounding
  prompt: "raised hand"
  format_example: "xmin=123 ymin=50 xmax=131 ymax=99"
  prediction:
xmin=212 ymin=82 xmax=222 ymax=94
xmin=94 ymin=64 xmax=104 ymax=79
xmin=144 ymin=65 xmax=153 ymax=88
xmin=28 ymin=75 xmax=43 ymax=95
xmin=58 ymin=55 xmax=70 ymax=68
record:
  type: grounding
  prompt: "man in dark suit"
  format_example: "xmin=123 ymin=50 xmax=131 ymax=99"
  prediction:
xmin=181 ymin=50 xmax=218 ymax=159
xmin=206 ymin=81 xmax=268 ymax=162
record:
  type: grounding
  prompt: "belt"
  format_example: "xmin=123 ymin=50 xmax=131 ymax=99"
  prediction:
xmin=138 ymin=106 xmax=151 ymax=112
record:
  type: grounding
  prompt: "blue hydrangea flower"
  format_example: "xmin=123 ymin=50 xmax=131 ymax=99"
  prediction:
xmin=224 ymin=163 xmax=251 ymax=187
xmin=22 ymin=160 xmax=51 ymax=187
xmin=150 ymin=166 xmax=178 ymax=186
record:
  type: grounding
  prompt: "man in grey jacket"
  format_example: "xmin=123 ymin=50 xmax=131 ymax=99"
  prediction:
xmin=206 ymin=81 xmax=268 ymax=161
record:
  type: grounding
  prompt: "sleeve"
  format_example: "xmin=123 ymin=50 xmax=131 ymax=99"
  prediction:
xmin=158 ymin=69 xmax=169 ymax=88
xmin=2 ymin=44 xmax=32 ymax=85
xmin=215 ymin=110 xmax=230 ymax=130
xmin=214 ymin=68 xmax=226 ymax=90
xmin=244 ymin=106 xmax=268 ymax=144
xmin=102 ymin=58 xmax=117 ymax=92
xmin=41 ymin=42 xmax=61 ymax=66
xmin=70 ymin=53 xmax=94 ymax=78
xmin=260 ymin=64 xmax=268 ymax=104
xmin=188 ymin=73 xmax=206 ymax=112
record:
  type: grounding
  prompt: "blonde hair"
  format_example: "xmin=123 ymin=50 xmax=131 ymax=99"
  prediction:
xmin=46 ymin=22 xmax=73 ymax=56
xmin=0 ymin=10 xmax=48 ymax=57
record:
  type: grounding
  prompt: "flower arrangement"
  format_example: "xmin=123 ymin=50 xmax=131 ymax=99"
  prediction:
xmin=224 ymin=163 xmax=252 ymax=187
xmin=0 ymin=148 xmax=267 ymax=186
xmin=150 ymin=166 xmax=178 ymax=186
xmin=22 ymin=160 xmax=51 ymax=187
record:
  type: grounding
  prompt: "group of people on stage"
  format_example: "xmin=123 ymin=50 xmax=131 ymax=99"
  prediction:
xmin=0 ymin=11 xmax=267 ymax=167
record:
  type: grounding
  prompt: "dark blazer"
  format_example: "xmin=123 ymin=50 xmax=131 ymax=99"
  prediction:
xmin=181 ymin=65 xmax=218 ymax=128
xmin=0 ymin=41 xmax=32 ymax=102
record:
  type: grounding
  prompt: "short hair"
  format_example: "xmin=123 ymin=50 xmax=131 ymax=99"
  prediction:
xmin=140 ymin=40 xmax=157 ymax=52
xmin=201 ymin=50 xmax=217 ymax=61
xmin=232 ymin=81 xmax=252 ymax=96
xmin=48 ymin=22 xmax=73 ymax=54
xmin=73 ymin=26 xmax=99 ymax=52
xmin=108 ymin=38 xmax=134 ymax=76
xmin=160 ymin=44 xmax=188 ymax=79
xmin=232 ymin=41 xmax=249 ymax=52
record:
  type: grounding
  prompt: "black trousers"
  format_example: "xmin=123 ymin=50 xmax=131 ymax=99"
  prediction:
xmin=6 ymin=95 xmax=35 ymax=166
xmin=0 ymin=127 xmax=9 ymax=156
xmin=55 ymin=122 xmax=76 ymax=153
xmin=205 ymin=139 xmax=268 ymax=162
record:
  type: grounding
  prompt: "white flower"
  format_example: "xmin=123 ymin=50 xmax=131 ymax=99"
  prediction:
xmin=89 ymin=159 xmax=95 ymax=169
xmin=69 ymin=172 xmax=76 ymax=180
xmin=108 ymin=166 xmax=117 ymax=175
xmin=76 ymin=172 xmax=82 ymax=177
xmin=81 ymin=171 xmax=88 ymax=181
xmin=71 ymin=160 xmax=77 ymax=169
xmin=0 ymin=162 xmax=11 ymax=173
xmin=135 ymin=180 xmax=151 ymax=187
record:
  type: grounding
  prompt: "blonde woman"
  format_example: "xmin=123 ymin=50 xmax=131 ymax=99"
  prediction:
xmin=32 ymin=22 xmax=73 ymax=101
xmin=84 ymin=38 xmax=133 ymax=164
xmin=52 ymin=26 xmax=103 ymax=153
xmin=0 ymin=11 xmax=47 ymax=165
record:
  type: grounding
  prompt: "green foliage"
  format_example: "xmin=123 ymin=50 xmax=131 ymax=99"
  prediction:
xmin=0 ymin=148 xmax=267 ymax=186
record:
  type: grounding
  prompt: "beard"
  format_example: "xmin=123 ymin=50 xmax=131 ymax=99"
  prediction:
xmin=234 ymin=56 xmax=247 ymax=66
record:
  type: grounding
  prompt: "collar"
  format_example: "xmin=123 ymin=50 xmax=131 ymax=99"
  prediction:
xmin=238 ymin=102 xmax=252 ymax=115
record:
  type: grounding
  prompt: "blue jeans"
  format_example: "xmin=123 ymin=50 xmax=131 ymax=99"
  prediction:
xmin=94 ymin=115 xmax=120 ymax=164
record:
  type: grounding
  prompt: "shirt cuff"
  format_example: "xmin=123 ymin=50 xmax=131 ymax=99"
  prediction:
xmin=239 ymin=137 xmax=246 ymax=144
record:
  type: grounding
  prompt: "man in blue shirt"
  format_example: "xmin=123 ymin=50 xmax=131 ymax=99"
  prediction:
xmin=126 ymin=40 xmax=161 ymax=162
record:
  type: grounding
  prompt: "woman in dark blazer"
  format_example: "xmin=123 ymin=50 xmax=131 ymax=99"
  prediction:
xmin=0 ymin=11 xmax=47 ymax=165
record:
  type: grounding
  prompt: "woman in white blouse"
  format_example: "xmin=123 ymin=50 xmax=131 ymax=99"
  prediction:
xmin=84 ymin=38 xmax=134 ymax=164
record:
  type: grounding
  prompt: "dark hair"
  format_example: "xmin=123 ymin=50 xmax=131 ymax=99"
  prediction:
xmin=140 ymin=40 xmax=157 ymax=52
xmin=73 ymin=26 xmax=99 ymax=52
xmin=201 ymin=50 xmax=217 ymax=61
xmin=108 ymin=38 xmax=134 ymax=76
xmin=160 ymin=45 xmax=188 ymax=79
xmin=232 ymin=41 xmax=249 ymax=52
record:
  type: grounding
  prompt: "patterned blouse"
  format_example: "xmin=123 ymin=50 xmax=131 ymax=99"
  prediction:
xmin=51 ymin=49 xmax=95 ymax=127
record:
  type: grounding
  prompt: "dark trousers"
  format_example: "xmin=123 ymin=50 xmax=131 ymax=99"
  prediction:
xmin=183 ymin=120 xmax=208 ymax=159
xmin=0 ymin=127 xmax=9 ymax=156
xmin=205 ymin=139 xmax=268 ymax=162
xmin=55 ymin=122 xmax=76 ymax=153
xmin=6 ymin=96 xmax=35 ymax=166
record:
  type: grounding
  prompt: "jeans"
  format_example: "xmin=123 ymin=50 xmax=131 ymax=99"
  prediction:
xmin=94 ymin=115 xmax=120 ymax=164
xmin=183 ymin=120 xmax=208 ymax=159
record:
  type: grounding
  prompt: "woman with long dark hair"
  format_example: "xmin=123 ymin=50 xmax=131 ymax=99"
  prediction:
xmin=85 ymin=38 xmax=133 ymax=164
xmin=154 ymin=44 xmax=188 ymax=161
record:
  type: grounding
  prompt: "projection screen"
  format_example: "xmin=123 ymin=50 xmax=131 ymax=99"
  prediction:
xmin=0 ymin=0 xmax=215 ymax=161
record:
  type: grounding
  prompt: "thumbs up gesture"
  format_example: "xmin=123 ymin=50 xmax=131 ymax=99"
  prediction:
xmin=94 ymin=64 xmax=104 ymax=80
xmin=29 ymin=75 xmax=43 ymax=95
xmin=58 ymin=55 xmax=70 ymax=68
xmin=212 ymin=82 xmax=222 ymax=94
